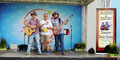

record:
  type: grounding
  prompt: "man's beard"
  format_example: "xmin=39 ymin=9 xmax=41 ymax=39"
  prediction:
xmin=54 ymin=17 xmax=58 ymax=19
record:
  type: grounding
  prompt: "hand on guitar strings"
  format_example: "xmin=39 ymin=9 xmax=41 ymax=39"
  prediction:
xmin=40 ymin=28 xmax=45 ymax=32
xmin=41 ymin=22 xmax=49 ymax=27
xmin=46 ymin=27 xmax=56 ymax=30
xmin=53 ymin=27 xmax=58 ymax=30
xmin=30 ymin=25 xmax=35 ymax=29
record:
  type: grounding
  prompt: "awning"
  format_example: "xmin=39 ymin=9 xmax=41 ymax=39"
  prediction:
xmin=0 ymin=0 xmax=94 ymax=5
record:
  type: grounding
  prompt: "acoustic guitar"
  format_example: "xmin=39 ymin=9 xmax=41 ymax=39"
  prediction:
xmin=24 ymin=19 xmax=48 ymax=36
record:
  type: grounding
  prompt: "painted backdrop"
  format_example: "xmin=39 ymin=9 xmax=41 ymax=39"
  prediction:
xmin=0 ymin=3 xmax=82 ymax=50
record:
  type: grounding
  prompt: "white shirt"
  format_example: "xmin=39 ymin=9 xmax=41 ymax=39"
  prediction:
xmin=40 ymin=20 xmax=53 ymax=35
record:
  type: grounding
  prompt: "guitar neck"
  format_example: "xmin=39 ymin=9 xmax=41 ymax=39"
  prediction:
xmin=61 ymin=15 xmax=73 ymax=25
xmin=37 ymin=22 xmax=48 ymax=28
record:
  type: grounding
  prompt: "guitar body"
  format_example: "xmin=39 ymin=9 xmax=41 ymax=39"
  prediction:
xmin=52 ymin=28 xmax=61 ymax=35
xmin=52 ymin=30 xmax=58 ymax=35
xmin=43 ymin=27 xmax=49 ymax=32
xmin=24 ymin=26 xmax=36 ymax=36
xmin=52 ymin=23 xmax=62 ymax=35
xmin=23 ymin=19 xmax=48 ymax=36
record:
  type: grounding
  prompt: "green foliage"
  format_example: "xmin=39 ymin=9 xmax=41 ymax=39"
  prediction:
xmin=109 ymin=42 xmax=118 ymax=54
xmin=75 ymin=43 xmax=86 ymax=49
xmin=0 ymin=38 xmax=7 ymax=48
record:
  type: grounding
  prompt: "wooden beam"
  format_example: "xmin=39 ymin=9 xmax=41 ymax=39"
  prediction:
xmin=0 ymin=0 xmax=94 ymax=5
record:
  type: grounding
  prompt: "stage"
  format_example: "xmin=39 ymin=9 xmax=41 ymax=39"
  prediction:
xmin=0 ymin=49 xmax=115 ymax=58
xmin=0 ymin=49 xmax=117 ymax=60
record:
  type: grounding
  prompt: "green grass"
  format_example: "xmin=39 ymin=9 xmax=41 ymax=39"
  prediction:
xmin=0 ymin=47 xmax=7 ymax=50
xmin=108 ymin=53 xmax=118 ymax=57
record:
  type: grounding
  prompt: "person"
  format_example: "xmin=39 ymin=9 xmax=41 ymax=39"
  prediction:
xmin=104 ymin=21 xmax=110 ymax=30
xmin=51 ymin=12 xmax=70 ymax=55
xmin=100 ymin=22 xmax=105 ymax=30
xmin=40 ymin=13 xmax=54 ymax=55
xmin=25 ymin=11 xmax=42 ymax=55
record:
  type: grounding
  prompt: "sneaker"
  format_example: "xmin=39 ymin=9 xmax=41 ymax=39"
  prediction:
xmin=46 ymin=51 xmax=50 ymax=55
xmin=56 ymin=52 xmax=59 ymax=55
xmin=42 ymin=51 xmax=45 ymax=54
xmin=25 ymin=53 xmax=31 ymax=56
xmin=38 ymin=53 xmax=42 ymax=55
xmin=62 ymin=52 xmax=66 ymax=55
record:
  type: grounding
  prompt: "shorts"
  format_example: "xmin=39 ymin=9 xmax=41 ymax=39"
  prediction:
xmin=41 ymin=35 xmax=50 ymax=43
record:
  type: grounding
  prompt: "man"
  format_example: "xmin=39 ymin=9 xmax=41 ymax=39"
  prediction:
xmin=51 ymin=12 xmax=70 ymax=55
xmin=100 ymin=22 xmax=105 ymax=30
xmin=40 ymin=13 xmax=53 ymax=55
xmin=104 ymin=21 xmax=110 ymax=30
xmin=25 ymin=11 xmax=42 ymax=55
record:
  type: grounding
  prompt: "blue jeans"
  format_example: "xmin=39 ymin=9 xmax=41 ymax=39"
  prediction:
xmin=54 ymin=34 xmax=64 ymax=52
xmin=27 ymin=33 xmax=41 ymax=54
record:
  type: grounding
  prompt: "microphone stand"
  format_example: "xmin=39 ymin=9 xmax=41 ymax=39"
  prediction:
xmin=71 ymin=25 xmax=73 ymax=50
xmin=24 ymin=33 xmax=25 ymax=44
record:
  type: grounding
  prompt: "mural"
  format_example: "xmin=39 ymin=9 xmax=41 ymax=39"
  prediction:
xmin=0 ymin=3 xmax=82 ymax=49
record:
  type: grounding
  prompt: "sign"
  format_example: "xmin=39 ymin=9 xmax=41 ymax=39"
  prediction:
xmin=96 ymin=8 xmax=116 ymax=52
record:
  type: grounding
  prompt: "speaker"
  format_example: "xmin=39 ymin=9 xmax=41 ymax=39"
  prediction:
xmin=64 ymin=29 xmax=70 ymax=35
xmin=18 ymin=44 xmax=28 ymax=51
xmin=88 ymin=48 xmax=95 ymax=54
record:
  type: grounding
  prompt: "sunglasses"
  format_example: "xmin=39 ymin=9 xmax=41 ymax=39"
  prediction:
xmin=44 ymin=16 xmax=48 ymax=17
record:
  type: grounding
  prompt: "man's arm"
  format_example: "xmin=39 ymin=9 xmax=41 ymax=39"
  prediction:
xmin=39 ymin=26 xmax=45 ymax=32
xmin=47 ymin=21 xmax=56 ymax=29
xmin=39 ymin=20 xmax=45 ymax=32
xmin=47 ymin=27 xmax=56 ymax=29
xmin=63 ymin=18 xmax=70 ymax=25
xmin=39 ymin=24 xmax=45 ymax=32
xmin=26 ymin=24 xmax=31 ymax=27
xmin=24 ymin=19 xmax=33 ymax=28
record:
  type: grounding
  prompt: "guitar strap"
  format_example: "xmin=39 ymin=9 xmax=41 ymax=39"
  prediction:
xmin=36 ymin=19 xmax=38 ymax=27
xmin=58 ymin=18 xmax=62 ymax=29
xmin=58 ymin=18 xmax=61 ymax=24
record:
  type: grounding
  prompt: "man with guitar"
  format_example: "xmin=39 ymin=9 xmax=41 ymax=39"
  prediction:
xmin=51 ymin=12 xmax=72 ymax=55
xmin=25 ymin=12 xmax=42 ymax=55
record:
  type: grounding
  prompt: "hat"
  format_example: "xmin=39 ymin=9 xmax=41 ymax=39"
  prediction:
xmin=52 ymin=12 xmax=59 ymax=17
xmin=31 ymin=11 xmax=37 ymax=16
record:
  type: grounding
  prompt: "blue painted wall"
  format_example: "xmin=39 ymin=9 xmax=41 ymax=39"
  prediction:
xmin=0 ymin=3 xmax=82 ymax=49
xmin=111 ymin=0 xmax=120 ymax=46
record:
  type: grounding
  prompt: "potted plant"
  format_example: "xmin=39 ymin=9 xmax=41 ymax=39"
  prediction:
xmin=107 ymin=42 xmax=118 ymax=57
xmin=0 ymin=38 xmax=7 ymax=51
xmin=75 ymin=43 xmax=86 ymax=51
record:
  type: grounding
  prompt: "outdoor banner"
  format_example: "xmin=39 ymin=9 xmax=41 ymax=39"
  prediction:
xmin=96 ymin=8 xmax=116 ymax=52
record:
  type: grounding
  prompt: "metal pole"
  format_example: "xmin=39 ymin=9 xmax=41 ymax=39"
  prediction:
xmin=71 ymin=25 xmax=72 ymax=50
